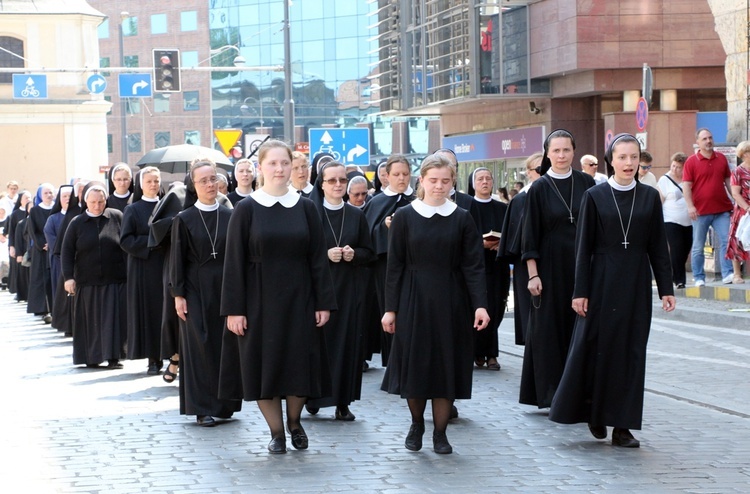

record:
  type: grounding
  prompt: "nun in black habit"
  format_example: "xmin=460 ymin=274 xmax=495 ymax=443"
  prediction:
xmin=26 ymin=183 xmax=55 ymax=321
xmin=497 ymin=152 xmax=543 ymax=345
xmin=519 ymin=130 xmax=595 ymax=408
xmin=43 ymin=185 xmax=75 ymax=334
xmin=61 ymin=182 xmax=127 ymax=368
xmin=362 ymin=154 xmax=415 ymax=367
xmin=549 ymin=134 xmax=675 ymax=448
xmin=171 ymin=160 xmax=241 ymax=426
xmin=121 ymin=167 xmax=166 ymax=375
xmin=7 ymin=190 xmax=31 ymax=298
xmin=466 ymin=168 xmax=510 ymax=370
xmin=219 ymin=139 xmax=336 ymax=454
xmin=106 ymin=163 xmax=133 ymax=212
xmin=306 ymin=161 xmax=376 ymax=421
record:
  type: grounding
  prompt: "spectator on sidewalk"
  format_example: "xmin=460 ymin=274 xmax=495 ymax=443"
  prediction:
xmin=657 ymin=152 xmax=692 ymax=288
xmin=683 ymin=128 xmax=734 ymax=285
xmin=580 ymin=154 xmax=607 ymax=185
xmin=637 ymin=151 xmax=659 ymax=188
xmin=725 ymin=140 xmax=750 ymax=284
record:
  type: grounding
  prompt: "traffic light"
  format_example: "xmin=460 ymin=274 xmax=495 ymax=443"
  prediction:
xmin=152 ymin=49 xmax=180 ymax=92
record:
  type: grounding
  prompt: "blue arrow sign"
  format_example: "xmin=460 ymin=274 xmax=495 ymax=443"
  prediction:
xmin=87 ymin=74 xmax=107 ymax=94
xmin=13 ymin=74 xmax=48 ymax=99
xmin=118 ymin=73 xmax=152 ymax=98
xmin=308 ymin=128 xmax=370 ymax=166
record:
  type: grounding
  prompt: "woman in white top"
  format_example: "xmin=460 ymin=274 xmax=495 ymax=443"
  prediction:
xmin=657 ymin=152 xmax=692 ymax=288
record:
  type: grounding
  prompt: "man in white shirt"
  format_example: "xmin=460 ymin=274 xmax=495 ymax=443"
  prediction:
xmin=580 ymin=155 xmax=607 ymax=185
xmin=638 ymin=151 xmax=659 ymax=188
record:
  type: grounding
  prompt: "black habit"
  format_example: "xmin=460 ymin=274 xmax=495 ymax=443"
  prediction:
xmin=498 ymin=189 xmax=530 ymax=345
xmin=381 ymin=203 xmax=487 ymax=399
xmin=520 ymin=170 xmax=595 ymax=408
xmin=219 ymin=194 xmax=336 ymax=401
xmin=26 ymin=204 xmax=53 ymax=315
xmin=61 ymin=209 xmax=127 ymax=366
xmin=7 ymin=203 xmax=28 ymax=297
xmin=171 ymin=204 xmax=241 ymax=418
xmin=549 ymin=182 xmax=673 ymax=430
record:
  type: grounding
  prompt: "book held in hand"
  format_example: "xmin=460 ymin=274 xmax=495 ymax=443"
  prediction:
xmin=483 ymin=230 xmax=502 ymax=241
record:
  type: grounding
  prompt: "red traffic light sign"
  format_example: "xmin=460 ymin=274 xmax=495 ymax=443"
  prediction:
xmin=152 ymin=49 xmax=181 ymax=92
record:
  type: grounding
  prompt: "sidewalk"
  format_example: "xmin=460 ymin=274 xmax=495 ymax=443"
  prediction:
xmin=0 ymin=289 xmax=748 ymax=493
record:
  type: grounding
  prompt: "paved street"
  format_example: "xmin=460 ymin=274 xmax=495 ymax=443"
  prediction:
xmin=0 ymin=287 xmax=748 ymax=493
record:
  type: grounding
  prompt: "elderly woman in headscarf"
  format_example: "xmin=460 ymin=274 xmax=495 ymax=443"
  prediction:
xmin=61 ymin=182 xmax=127 ymax=369
xmin=519 ymin=130 xmax=595 ymax=409
xmin=346 ymin=175 xmax=370 ymax=208
xmin=27 ymin=183 xmax=55 ymax=323
xmin=466 ymin=168 xmax=510 ymax=371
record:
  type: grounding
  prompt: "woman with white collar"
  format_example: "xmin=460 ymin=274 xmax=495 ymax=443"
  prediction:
xmin=380 ymin=154 xmax=490 ymax=455
xmin=363 ymin=154 xmax=415 ymax=367
xmin=550 ymin=133 xmax=675 ymax=448
xmin=519 ymin=129 xmax=595 ymax=410
xmin=219 ymin=140 xmax=336 ymax=454
xmin=171 ymin=160 xmax=241 ymax=427
xmin=120 ymin=167 xmax=167 ymax=376
xmin=26 ymin=182 xmax=56 ymax=322
xmin=62 ymin=182 xmax=127 ymax=369
xmin=106 ymin=163 xmax=133 ymax=212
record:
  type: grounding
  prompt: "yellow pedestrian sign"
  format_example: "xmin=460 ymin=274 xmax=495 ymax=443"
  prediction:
xmin=214 ymin=129 xmax=243 ymax=156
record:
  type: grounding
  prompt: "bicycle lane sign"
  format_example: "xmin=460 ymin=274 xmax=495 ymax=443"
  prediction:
xmin=13 ymin=74 xmax=48 ymax=99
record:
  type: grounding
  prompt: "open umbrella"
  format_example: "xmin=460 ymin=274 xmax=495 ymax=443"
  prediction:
xmin=135 ymin=144 xmax=233 ymax=173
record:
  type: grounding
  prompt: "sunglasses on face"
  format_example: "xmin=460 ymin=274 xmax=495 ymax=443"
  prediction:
xmin=323 ymin=178 xmax=349 ymax=185
xmin=640 ymin=165 xmax=652 ymax=170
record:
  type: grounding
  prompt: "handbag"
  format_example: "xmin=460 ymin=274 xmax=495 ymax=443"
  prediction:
xmin=21 ymin=251 xmax=31 ymax=267
xmin=737 ymin=212 xmax=750 ymax=251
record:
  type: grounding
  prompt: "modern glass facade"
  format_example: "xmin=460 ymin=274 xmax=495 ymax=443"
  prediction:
xmin=208 ymin=0 xmax=380 ymax=144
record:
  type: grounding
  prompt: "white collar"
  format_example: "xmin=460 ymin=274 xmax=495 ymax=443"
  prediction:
xmin=194 ymin=200 xmax=219 ymax=211
xmin=61 ymin=209 xmax=67 ymax=215
xmin=291 ymin=182 xmax=314 ymax=194
xmin=348 ymin=201 xmax=365 ymax=209
xmin=323 ymin=198 xmax=345 ymax=210
xmin=113 ymin=191 xmax=131 ymax=199
xmin=86 ymin=210 xmax=103 ymax=217
xmin=473 ymin=195 xmax=492 ymax=203
xmin=141 ymin=196 xmax=159 ymax=202
xmin=608 ymin=177 xmax=637 ymax=191
xmin=547 ymin=168 xmax=572 ymax=179
xmin=411 ymin=199 xmax=457 ymax=218
xmin=521 ymin=183 xmax=532 ymax=193
xmin=252 ymin=188 xmax=300 ymax=208
xmin=383 ymin=185 xmax=414 ymax=197
xmin=39 ymin=202 xmax=53 ymax=210
xmin=234 ymin=189 xmax=252 ymax=197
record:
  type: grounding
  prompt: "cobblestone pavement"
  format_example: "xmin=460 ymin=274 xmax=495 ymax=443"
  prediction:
xmin=0 ymin=289 xmax=748 ymax=493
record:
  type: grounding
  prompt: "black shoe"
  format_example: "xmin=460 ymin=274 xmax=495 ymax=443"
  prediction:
xmin=43 ymin=314 xmax=52 ymax=324
xmin=147 ymin=360 xmax=162 ymax=375
xmin=106 ymin=359 xmax=123 ymax=369
xmin=197 ymin=415 xmax=216 ymax=427
xmin=362 ymin=361 xmax=370 ymax=372
xmin=449 ymin=405 xmax=459 ymax=420
xmin=305 ymin=404 xmax=319 ymax=415
xmin=404 ymin=422 xmax=425 ymax=451
xmin=588 ymin=423 xmax=607 ymax=439
xmin=433 ymin=430 xmax=453 ymax=454
xmin=612 ymin=428 xmax=640 ymax=448
xmin=287 ymin=423 xmax=308 ymax=450
xmin=163 ymin=358 xmax=178 ymax=383
xmin=335 ymin=406 xmax=356 ymax=421
xmin=268 ymin=434 xmax=287 ymax=454
xmin=676 ymin=283 xmax=686 ymax=289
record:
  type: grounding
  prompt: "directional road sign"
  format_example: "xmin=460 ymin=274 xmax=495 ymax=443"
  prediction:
xmin=13 ymin=74 xmax=48 ymax=99
xmin=636 ymin=96 xmax=648 ymax=131
xmin=308 ymin=128 xmax=370 ymax=166
xmin=86 ymin=74 xmax=107 ymax=94
xmin=118 ymin=73 xmax=152 ymax=98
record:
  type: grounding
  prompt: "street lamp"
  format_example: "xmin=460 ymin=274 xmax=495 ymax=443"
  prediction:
xmin=206 ymin=45 xmax=246 ymax=67
xmin=240 ymin=97 xmax=264 ymax=126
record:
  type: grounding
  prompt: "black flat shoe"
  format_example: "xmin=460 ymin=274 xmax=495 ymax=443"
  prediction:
xmin=106 ymin=360 xmax=123 ymax=369
xmin=335 ymin=406 xmax=356 ymax=421
xmin=449 ymin=405 xmax=459 ymax=420
xmin=612 ymin=428 xmax=640 ymax=448
xmin=147 ymin=360 xmax=162 ymax=375
xmin=287 ymin=423 xmax=308 ymax=450
xmin=197 ymin=415 xmax=216 ymax=427
xmin=305 ymin=404 xmax=319 ymax=415
xmin=433 ymin=430 xmax=453 ymax=454
xmin=404 ymin=422 xmax=425 ymax=451
xmin=268 ymin=434 xmax=287 ymax=454
xmin=588 ymin=423 xmax=607 ymax=439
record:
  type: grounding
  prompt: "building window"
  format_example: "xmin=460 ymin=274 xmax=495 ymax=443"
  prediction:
xmin=104 ymin=95 xmax=112 ymax=115
xmin=126 ymin=98 xmax=141 ymax=115
xmin=107 ymin=134 xmax=113 ymax=154
xmin=182 ymin=50 xmax=199 ymax=67
xmin=154 ymin=132 xmax=170 ymax=148
xmin=0 ymin=36 xmax=24 ymax=84
xmin=151 ymin=14 xmax=167 ymax=35
xmin=181 ymin=11 xmax=198 ymax=32
xmin=124 ymin=55 xmax=139 ymax=68
xmin=183 ymin=91 xmax=200 ymax=111
xmin=154 ymin=93 xmax=170 ymax=113
xmin=127 ymin=133 xmax=142 ymax=153
xmin=185 ymin=131 xmax=200 ymax=146
xmin=122 ymin=17 xmax=138 ymax=37
xmin=100 ymin=57 xmax=110 ymax=77
xmin=98 ymin=19 xmax=110 ymax=39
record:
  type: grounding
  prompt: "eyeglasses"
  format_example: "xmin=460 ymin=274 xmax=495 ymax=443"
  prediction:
xmin=640 ymin=165 xmax=652 ymax=170
xmin=323 ymin=178 xmax=349 ymax=185
xmin=196 ymin=176 xmax=219 ymax=186
xmin=585 ymin=163 xmax=598 ymax=167
xmin=349 ymin=192 xmax=367 ymax=197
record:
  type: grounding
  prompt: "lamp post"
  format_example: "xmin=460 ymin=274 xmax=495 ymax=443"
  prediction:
xmin=241 ymin=97 xmax=264 ymax=126
xmin=283 ymin=1 xmax=294 ymax=146
xmin=118 ymin=11 xmax=129 ymax=163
